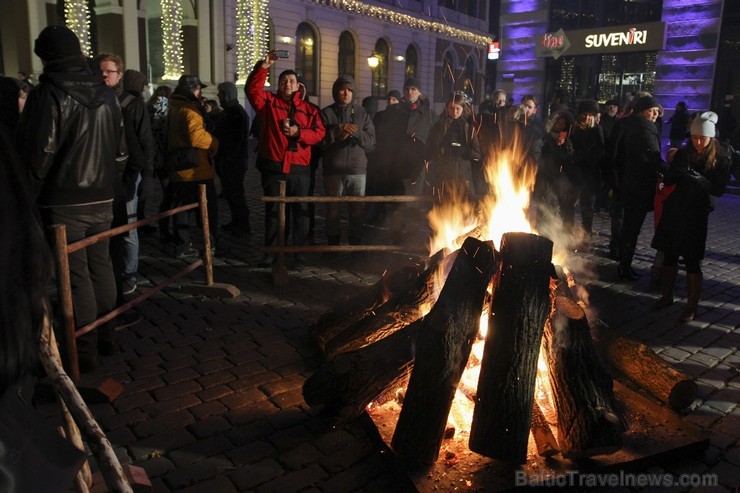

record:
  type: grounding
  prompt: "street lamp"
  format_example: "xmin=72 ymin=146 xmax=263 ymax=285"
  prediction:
xmin=367 ymin=53 xmax=380 ymax=69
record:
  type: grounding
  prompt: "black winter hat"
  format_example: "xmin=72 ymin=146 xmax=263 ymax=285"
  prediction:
xmin=387 ymin=90 xmax=401 ymax=101
xmin=633 ymin=95 xmax=661 ymax=113
xmin=34 ymin=26 xmax=81 ymax=62
xmin=177 ymin=74 xmax=207 ymax=93
xmin=577 ymin=99 xmax=600 ymax=116
xmin=404 ymin=77 xmax=421 ymax=91
xmin=605 ymin=99 xmax=619 ymax=107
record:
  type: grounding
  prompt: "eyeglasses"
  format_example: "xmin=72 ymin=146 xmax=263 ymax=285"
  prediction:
xmin=102 ymin=70 xmax=120 ymax=75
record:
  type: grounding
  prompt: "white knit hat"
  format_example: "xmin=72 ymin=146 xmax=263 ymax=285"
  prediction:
xmin=690 ymin=111 xmax=719 ymax=138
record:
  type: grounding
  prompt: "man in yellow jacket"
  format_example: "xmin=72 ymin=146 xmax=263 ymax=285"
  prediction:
xmin=167 ymin=74 xmax=219 ymax=257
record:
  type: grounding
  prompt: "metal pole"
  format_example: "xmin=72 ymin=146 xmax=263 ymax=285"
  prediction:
xmin=198 ymin=184 xmax=214 ymax=287
xmin=52 ymin=224 xmax=79 ymax=382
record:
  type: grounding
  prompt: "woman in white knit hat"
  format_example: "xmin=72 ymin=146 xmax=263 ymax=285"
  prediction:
xmin=651 ymin=111 xmax=732 ymax=321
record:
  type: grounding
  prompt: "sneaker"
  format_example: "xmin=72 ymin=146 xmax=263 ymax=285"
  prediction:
xmin=176 ymin=246 xmax=200 ymax=259
xmin=121 ymin=276 xmax=137 ymax=295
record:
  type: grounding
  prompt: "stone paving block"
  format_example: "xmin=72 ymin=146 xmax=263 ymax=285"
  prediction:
xmin=114 ymin=391 xmax=156 ymax=413
xmin=260 ymin=376 xmax=304 ymax=398
xmin=128 ymin=365 xmax=166 ymax=380
xmin=663 ymin=346 xmax=694 ymax=362
xmin=714 ymin=407 xmax=740 ymax=439
xmin=189 ymin=400 xmax=228 ymax=420
xmin=197 ymin=371 xmax=236 ymax=389
xmin=270 ymin=389 xmax=306 ymax=410
xmin=313 ymin=429 xmax=358 ymax=455
xmin=709 ymin=461 xmax=740 ymax=488
xmin=161 ymin=355 xmax=199 ymax=372
xmin=264 ymin=406 xmax=310 ymax=430
xmin=193 ymin=358 xmax=233 ymax=376
xmin=133 ymin=410 xmax=196 ymax=438
xmin=168 ymin=434 xmax=235 ymax=467
xmin=128 ymin=428 xmax=197 ymax=461
xmin=229 ymin=369 xmax=282 ymax=391
xmin=724 ymin=446 xmax=740 ymax=467
xmin=144 ymin=394 xmax=201 ymax=417
xmin=196 ymin=384 xmax=234 ymax=403
xmin=149 ymin=478 xmax=171 ymax=493
xmin=688 ymin=352 xmax=722 ymax=369
xmin=220 ymin=387 xmax=269 ymax=411
xmin=226 ymin=440 xmax=277 ymax=466
xmin=229 ymin=457 xmax=284 ymax=492
xmin=152 ymin=380 xmax=203 ymax=401
xmin=104 ymin=426 xmax=137 ymax=447
xmin=318 ymin=441 xmax=375 ymax=474
xmin=280 ymin=442 xmax=324 ymax=470
xmin=124 ymin=375 xmax=167 ymax=395
xmin=255 ymin=463 xmax=328 ymax=493
xmin=178 ymin=476 xmax=237 ymax=493
xmin=100 ymin=408 xmax=148 ymax=431
xmin=188 ymin=416 xmax=232 ymax=439
xmin=267 ymin=423 xmax=315 ymax=452
xmin=162 ymin=367 xmax=201 ymax=385
xmin=128 ymin=353 xmax=165 ymax=370
xmin=137 ymin=455 xmax=176 ymax=478
xmin=317 ymin=459 xmax=386 ymax=493
xmin=163 ymin=455 xmax=235 ymax=490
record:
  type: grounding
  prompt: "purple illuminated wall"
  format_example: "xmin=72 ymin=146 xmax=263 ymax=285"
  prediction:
xmin=496 ymin=0 xmax=724 ymax=117
xmin=654 ymin=0 xmax=724 ymax=115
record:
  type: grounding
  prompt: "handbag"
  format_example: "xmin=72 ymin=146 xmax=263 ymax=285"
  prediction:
xmin=167 ymin=147 xmax=200 ymax=171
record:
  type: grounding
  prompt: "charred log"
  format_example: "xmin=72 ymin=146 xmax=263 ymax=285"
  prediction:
xmin=309 ymin=251 xmax=447 ymax=353
xmin=543 ymin=296 xmax=624 ymax=459
xmin=323 ymin=249 xmax=455 ymax=359
xmin=391 ymin=237 xmax=497 ymax=469
xmin=593 ymin=324 xmax=698 ymax=410
xmin=302 ymin=321 xmax=420 ymax=422
xmin=531 ymin=403 xmax=559 ymax=458
xmin=469 ymin=232 xmax=553 ymax=464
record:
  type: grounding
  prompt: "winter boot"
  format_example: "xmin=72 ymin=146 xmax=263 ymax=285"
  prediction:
xmin=652 ymin=266 xmax=677 ymax=310
xmin=680 ymin=273 xmax=702 ymax=322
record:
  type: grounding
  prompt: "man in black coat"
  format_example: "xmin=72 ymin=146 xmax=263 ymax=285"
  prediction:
xmin=16 ymin=26 xmax=127 ymax=372
xmin=215 ymin=81 xmax=251 ymax=236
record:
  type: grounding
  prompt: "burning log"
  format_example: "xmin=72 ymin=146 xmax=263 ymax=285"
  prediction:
xmin=391 ymin=237 xmax=497 ymax=469
xmin=543 ymin=297 xmax=624 ymax=459
xmin=531 ymin=403 xmax=559 ymax=458
xmin=469 ymin=232 xmax=553 ymax=464
xmin=302 ymin=320 xmax=419 ymax=421
xmin=323 ymin=248 xmax=454 ymax=359
xmin=593 ymin=324 xmax=698 ymax=410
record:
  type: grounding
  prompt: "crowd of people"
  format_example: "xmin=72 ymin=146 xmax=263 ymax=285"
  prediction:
xmin=0 ymin=30 xmax=736 ymax=382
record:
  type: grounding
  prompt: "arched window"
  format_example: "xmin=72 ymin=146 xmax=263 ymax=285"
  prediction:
xmin=464 ymin=55 xmax=476 ymax=101
xmin=338 ymin=31 xmax=355 ymax=80
xmin=295 ymin=22 xmax=318 ymax=94
xmin=405 ymin=44 xmax=418 ymax=80
xmin=371 ymin=38 xmax=389 ymax=98
xmin=441 ymin=51 xmax=456 ymax=100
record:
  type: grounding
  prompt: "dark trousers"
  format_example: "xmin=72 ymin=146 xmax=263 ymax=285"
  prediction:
xmin=221 ymin=161 xmax=250 ymax=227
xmin=609 ymin=199 xmax=624 ymax=255
xmin=619 ymin=206 xmax=648 ymax=270
xmin=261 ymin=169 xmax=310 ymax=247
xmin=156 ymin=170 xmax=173 ymax=234
xmin=171 ymin=180 xmax=218 ymax=251
xmin=42 ymin=203 xmax=116 ymax=359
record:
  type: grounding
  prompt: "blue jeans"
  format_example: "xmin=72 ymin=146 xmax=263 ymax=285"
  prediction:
xmin=323 ymin=174 xmax=366 ymax=243
xmin=121 ymin=174 xmax=142 ymax=278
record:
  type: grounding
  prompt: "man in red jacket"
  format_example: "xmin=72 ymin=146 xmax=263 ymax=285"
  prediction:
xmin=245 ymin=51 xmax=326 ymax=268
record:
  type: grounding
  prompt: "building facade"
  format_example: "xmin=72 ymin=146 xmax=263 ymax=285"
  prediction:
xmin=493 ymin=0 xmax=725 ymax=125
xmin=1 ymin=0 xmax=492 ymax=113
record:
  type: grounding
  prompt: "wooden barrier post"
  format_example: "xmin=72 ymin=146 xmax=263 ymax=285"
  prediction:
xmin=197 ymin=184 xmax=214 ymax=287
xmin=273 ymin=181 xmax=290 ymax=287
xmin=52 ymin=224 xmax=80 ymax=382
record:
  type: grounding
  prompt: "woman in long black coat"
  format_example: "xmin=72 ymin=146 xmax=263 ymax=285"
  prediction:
xmin=651 ymin=111 xmax=731 ymax=321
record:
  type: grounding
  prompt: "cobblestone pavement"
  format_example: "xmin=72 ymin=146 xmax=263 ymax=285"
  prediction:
xmin=41 ymin=159 xmax=739 ymax=492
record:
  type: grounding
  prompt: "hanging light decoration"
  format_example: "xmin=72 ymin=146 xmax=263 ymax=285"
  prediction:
xmin=161 ymin=0 xmax=184 ymax=80
xmin=64 ymin=0 xmax=92 ymax=57
xmin=236 ymin=0 xmax=270 ymax=84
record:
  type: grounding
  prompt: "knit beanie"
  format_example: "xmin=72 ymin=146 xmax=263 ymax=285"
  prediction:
xmin=123 ymin=69 xmax=148 ymax=96
xmin=387 ymin=90 xmax=401 ymax=101
xmin=605 ymin=99 xmax=619 ymax=107
xmin=34 ymin=26 xmax=81 ymax=62
xmin=577 ymin=99 xmax=600 ymax=116
xmin=690 ymin=111 xmax=718 ymax=138
xmin=404 ymin=77 xmax=421 ymax=91
xmin=633 ymin=95 xmax=661 ymax=113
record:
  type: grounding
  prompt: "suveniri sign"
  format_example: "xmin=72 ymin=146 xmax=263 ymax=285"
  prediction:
xmin=535 ymin=22 xmax=666 ymax=59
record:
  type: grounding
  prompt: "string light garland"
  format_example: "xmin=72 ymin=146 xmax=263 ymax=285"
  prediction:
xmin=236 ymin=0 xmax=269 ymax=84
xmin=64 ymin=0 xmax=92 ymax=57
xmin=161 ymin=0 xmax=184 ymax=80
xmin=310 ymin=0 xmax=492 ymax=46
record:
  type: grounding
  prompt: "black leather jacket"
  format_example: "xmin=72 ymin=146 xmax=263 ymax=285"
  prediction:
xmin=16 ymin=56 xmax=127 ymax=206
